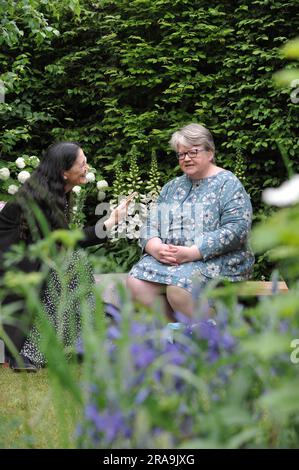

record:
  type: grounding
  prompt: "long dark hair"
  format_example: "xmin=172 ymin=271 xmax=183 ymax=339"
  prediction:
xmin=16 ymin=141 xmax=81 ymax=239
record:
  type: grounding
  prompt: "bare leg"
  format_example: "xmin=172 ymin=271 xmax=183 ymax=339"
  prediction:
xmin=166 ymin=285 xmax=194 ymax=317
xmin=126 ymin=276 xmax=175 ymax=320
xmin=127 ymin=276 xmax=164 ymax=305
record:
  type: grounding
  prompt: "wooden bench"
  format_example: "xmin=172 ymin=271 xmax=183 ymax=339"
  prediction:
xmin=94 ymin=273 xmax=127 ymax=308
xmin=236 ymin=281 xmax=288 ymax=296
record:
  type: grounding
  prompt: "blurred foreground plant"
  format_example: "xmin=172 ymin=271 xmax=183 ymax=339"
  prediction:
xmin=74 ymin=277 xmax=299 ymax=449
xmin=1 ymin=225 xmax=299 ymax=448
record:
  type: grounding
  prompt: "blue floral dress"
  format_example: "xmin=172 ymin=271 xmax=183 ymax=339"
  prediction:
xmin=129 ymin=170 xmax=254 ymax=292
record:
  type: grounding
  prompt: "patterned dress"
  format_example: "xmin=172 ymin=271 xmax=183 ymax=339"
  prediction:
xmin=21 ymin=250 xmax=95 ymax=367
xmin=130 ymin=170 xmax=254 ymax=293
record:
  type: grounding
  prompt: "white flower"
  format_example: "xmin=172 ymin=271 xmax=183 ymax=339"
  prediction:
xmin=97 ymin=191 xmax=106 ymax=201
xmin=17 ymin=171 xmax=31 ymax=184
xmin=72 ymin=206 xmax=78 ymax=213
xmin=127 ymin=204 xmax=137 ymax=216
xmin=262 ymin=175 xmax=299 ymax=207
xmin=8 ymin=184 xmax=19 ymax=195
xmin=72 ymin=185 xmax=81 ymax=194
xmin=0 ymin=167 xmax=10 ymax=180
xmin=132 ymin=213 xmax=142 ymax=224
xmin=97 ymin=180 xmax=108 ymax=190
xmin=15 ymin=157 xmax=26 ymax=169
xmin=140 ymin=192 xmax=157 ymax=204
xmin=126 ymin=225 xmax=140 ymax=239
xmin=86 ymin=172 xmax=96 ymax=183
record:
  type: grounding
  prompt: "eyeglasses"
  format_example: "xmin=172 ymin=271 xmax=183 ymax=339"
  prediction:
xmin=176 ymin=148 xmax=206 ymax=160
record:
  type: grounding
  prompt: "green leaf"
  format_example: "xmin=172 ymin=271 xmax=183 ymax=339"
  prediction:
xmin=281 ymin=37 xmax=299 ymax=59
xmin=242 ymin=332 xmax=291 ymax=360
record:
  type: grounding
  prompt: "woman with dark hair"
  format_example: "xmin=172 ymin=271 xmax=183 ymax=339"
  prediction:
xmin=0 ymin=141 xmax=128 ymax=371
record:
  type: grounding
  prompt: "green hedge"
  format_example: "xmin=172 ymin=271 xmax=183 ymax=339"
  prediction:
xmin=1 ymin=0 xmax=298 ymax=213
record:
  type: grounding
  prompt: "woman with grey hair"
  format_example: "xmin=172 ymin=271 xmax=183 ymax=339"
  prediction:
xmin=127 ymin=123 xmax=254 ymax=318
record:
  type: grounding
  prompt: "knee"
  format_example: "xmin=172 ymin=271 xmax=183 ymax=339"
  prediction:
xmin=126 ymin=276 xmax=161 ymax=306
xmin=166 ymin=285 xmax=193 ymax=316
xmin=126 ymin=276 xmax=141 ymax=298
xmin=166 ymin=286 xmax=182 ymax=306
xmin=126 ymin=276 xmax=151 ymax=303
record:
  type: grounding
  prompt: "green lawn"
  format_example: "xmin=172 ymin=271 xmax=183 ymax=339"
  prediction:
xmin=0 ymin=367 xmax=78 ymax=448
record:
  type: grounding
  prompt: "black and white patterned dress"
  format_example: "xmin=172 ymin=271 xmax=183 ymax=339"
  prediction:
xmin=21 ymin=250 xmax=95 ymax=367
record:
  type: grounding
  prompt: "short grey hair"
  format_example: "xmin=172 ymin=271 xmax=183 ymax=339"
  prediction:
xmin=169 ymin=123 xmax=215 ymax=162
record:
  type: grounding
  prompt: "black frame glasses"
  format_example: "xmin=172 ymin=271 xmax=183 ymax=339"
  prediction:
xmin=176 ymin=148 xmax=206 ymax=160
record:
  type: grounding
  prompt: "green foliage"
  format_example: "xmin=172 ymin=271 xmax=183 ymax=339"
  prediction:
xmin=282 ymin=37 xmax=299 ymax=59
xmin=274 ymin=36 xmax=299 ymax=85
xmin=0 ymin=154 xmax=39 ymax=200
xmin=232 ymin=147 xmax=247 ymax=188
xmin=90 ymin=238 xmax=142 ymax=274
xmin=69 ymin=190 xmax=87 ymax=229
xmin=1 ymin=3 xmax=299 ymax=444
xmin=2 ymin=192 xmax=299 ymax=448
xmin=1 ymin=0 xmax=298 ymax=209
xmin=0 ymin=369 xmax=77 ymax=448
xmin=2 ymin=241 xmax=299 ymax=448
xmin=252 ymin=204 xmax=299 ymax=282
xmin=1 ymin=0 xmax=298 ymax=274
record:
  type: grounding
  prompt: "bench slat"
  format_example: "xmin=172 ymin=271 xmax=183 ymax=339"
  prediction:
xmin=237 ymin=281 xmax=288 ymax=296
